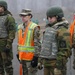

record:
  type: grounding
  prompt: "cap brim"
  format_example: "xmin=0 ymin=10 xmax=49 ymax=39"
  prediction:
xmin=19 ymin=13 xmax=28 ymax=16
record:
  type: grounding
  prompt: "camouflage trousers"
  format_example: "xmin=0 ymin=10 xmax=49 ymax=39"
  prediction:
xmin=43 ymin=59 xmax=67 ymax=75
xmin=21 ymin=60 xmax=38 ymax=75
xmin=44 ymin=66 xmax=66 ymax=75
xmin=44 ymin=66 xmax=55 ymax=75
xmin=0 ymin=52 xmax=13 ymax=75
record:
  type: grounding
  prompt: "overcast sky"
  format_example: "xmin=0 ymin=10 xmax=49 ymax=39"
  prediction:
xmin=5 ymin=0 xmax=75 ymax=14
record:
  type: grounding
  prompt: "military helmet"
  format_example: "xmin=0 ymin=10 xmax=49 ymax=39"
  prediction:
xmin=0 ymin=0 xmax=7 ymax=10
xmin=46 ymin=7 xmax=64 ymax=18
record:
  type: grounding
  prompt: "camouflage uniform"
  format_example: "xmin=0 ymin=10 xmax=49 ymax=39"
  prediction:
xmin=40 ymin=21 xmax=71 ymax=75
xmin=0 ymin=1 xmax=16 ymax=75
xmin=18 ymin=9 xmax=41 ymax=75
xmin=69 ymin=19 xmax=75 ymax=69
xmin=39 ymin=7 xmax=72 ymax=75
xmin=20 ymin=26 xmax=40 ymax=75
xmin=72 ymin=20 xmax=75 ymax=69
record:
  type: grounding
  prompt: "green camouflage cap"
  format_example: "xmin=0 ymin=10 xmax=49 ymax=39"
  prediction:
xmin=20 ymin=9 xmax=32 ymax=16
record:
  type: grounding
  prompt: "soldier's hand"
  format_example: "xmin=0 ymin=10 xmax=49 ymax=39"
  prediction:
xmin=54 ymin=68 xmax=62 ymax=75
xmin=31 ymin=56 xmax=38 ymax=68
xmin=72 ymin=43 xmax=75 ymax=49
xmin=16 ymin=54 xmax=21 ymax=63
xmin=4 ymin=45 xmax=11 ymax=53
xmin=37 ymin=63 xmax=43 ymax=70
xmin=6 ymin=44 xmax=11 ymax=49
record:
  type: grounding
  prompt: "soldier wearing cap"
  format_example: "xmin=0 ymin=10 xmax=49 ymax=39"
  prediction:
xmin=0 ymin=0 xmax=16 ymax=75
xmin=17 ymin=9 xmax=41 ymax=75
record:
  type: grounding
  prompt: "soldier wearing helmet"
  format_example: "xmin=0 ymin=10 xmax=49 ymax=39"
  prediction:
xmin=46 ymin=7 xmax=65 ymax=26
xmin=38 ymin=7 xmax=72 ymax=75
xmin=0 ymin=0 xmax=7 ymax=10
xmin=0 ymin=0 xmax=16 ymax=75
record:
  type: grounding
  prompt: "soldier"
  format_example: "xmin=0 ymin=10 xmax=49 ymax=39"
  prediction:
xmin=0 ymin=0 xmax=16 ymax=75
xmin=17 ymin=9 xmax=41 ymax=75
xmin=38 ymin=7 xmax=72 ymax=75
xmin=69 ymin=19 xmax=75 ymax=69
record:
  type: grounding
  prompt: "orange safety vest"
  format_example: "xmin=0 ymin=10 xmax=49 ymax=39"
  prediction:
xmin=69 ymin=20 xmax=75 ymax=46
xmin=18 ymin=22 xmax=40 ymax=61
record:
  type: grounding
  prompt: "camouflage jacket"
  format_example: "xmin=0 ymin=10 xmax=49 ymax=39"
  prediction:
xmin=0 ymin=11 xmax=16 ymax=51
xmin=39 ymin=19 xmax=72 ymax=67
xmin=52 ymin=20 xmax=71 ymax=69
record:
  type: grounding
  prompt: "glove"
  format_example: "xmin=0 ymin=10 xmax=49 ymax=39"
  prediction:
xmin=3 ymin=39 xmax=12 ymax=53
xmin=16 ymin=54 xmax=21 ymax=63
xmin=4 ymin=45 xmax=11 ymax=53
xmin=54 ymin=68 xmax=62 ymax=75
xmin=31 ymin=56 xmax=38 ymax=68
xmin=37 ymin=63 xmax=43 ymax=70
xmin=72 ymin=43 xmax=75 ymax=49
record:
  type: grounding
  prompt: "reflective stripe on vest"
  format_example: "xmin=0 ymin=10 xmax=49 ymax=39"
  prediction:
xmin=18 ymin=22 xmax=39 ymax=60
xmin=18 ymin=46 xmax=35 ymax=52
